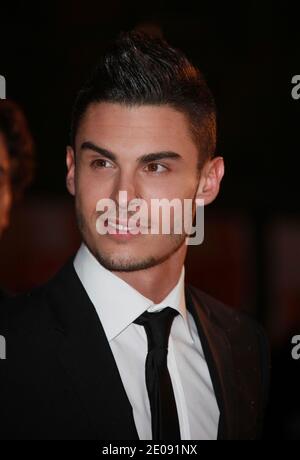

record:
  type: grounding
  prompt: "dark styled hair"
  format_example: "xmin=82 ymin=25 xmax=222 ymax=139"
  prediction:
xmin=70 ymin=31 xmax=217 ymax=170
xmin=0 ymin=99 xmax=35 ymax=199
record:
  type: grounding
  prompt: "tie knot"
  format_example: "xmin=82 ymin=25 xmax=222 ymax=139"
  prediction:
xmin=133 ymin=307 xmax=179 ymax=352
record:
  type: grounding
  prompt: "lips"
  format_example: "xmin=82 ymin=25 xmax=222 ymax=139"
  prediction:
xmin=108 ymin=220 xmax=136 ymax=232
xmin=106 ymin=218 xmax=148 ymax=232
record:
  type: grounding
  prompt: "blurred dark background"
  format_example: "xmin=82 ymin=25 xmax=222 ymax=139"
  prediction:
xmin=1 ymin=0 xmax=300 ymax=439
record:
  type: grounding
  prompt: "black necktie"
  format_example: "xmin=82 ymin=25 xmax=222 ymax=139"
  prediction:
xmin=133 ymin=307 xmax=181 ymax=440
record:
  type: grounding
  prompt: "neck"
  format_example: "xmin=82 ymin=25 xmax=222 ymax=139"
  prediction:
xmin=113 ymin=244 xmax=187 ymax=304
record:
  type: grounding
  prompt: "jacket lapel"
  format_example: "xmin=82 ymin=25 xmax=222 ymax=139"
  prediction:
xmin=49 ymin=259 xmax=139 ymax=440
xmin=185 ymin=284 xmax=238 ymax=440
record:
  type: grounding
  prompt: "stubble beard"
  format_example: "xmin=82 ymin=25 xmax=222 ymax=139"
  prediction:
xmin=75 ymin=204 xmax=187 ymax=273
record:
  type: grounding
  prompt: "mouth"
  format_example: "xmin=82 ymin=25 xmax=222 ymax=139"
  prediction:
xmin=107 ymin=220 xmax=137 ymax=232
xmin=105 ymin=219 xmax=147 ymax=239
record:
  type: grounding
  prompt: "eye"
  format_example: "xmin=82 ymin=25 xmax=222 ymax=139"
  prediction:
xmin=144 ymin=163 xmax=169 ymax=174
xmin=90 ymin=159 xmax=114 ymax=169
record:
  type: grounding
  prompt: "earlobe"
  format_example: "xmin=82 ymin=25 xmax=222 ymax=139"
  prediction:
xmin=196 ymin=156 xmax=225 ymax=206
xmin=66 ymin=146 xmax=76 ymax=196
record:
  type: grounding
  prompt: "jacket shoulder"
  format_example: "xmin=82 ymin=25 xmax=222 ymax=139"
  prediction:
xmin=0 ymin=258 xmax=74 ymax=336
xmin=188 ymin=284 xmax=268 ymax=345
xmin=0 ymin=284 xmax=52 ymax=338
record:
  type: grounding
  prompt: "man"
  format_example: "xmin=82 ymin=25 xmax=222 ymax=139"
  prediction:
xmin=0 ymin=31 xmax=270 ymax=440
xmin=0 ymin=100 xmax=35 ymax=299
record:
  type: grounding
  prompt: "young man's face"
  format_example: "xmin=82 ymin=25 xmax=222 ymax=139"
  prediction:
xmin=0 ymin=133 xmax=12 ymax=237
xmin=66 ymin=102 xmax=222 ymax=272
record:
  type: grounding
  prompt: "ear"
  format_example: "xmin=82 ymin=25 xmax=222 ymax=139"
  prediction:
xmin=195 ymin=156 xmax=225 ymax=205
xmin=66 ymin=146 xmax=76 ymax=196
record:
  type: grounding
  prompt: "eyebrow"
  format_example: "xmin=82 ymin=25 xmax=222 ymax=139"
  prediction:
xmin=80 ymin=141 xmax=182 ymax=164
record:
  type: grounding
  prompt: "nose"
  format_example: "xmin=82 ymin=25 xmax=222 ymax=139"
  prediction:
xmin=112 ymin=171 xmax=142 ymax=211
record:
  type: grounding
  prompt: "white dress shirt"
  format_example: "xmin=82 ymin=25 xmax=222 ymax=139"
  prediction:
xmin=74 ymin=243 xmax=219 ymax=440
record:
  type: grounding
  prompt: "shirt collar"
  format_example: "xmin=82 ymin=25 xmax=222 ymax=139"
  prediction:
xmin=73 ymin=243 xmax=194 ymax=343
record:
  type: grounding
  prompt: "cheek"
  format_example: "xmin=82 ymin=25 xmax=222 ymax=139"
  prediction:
xmin=143 ymin=186 xmax=196 ymax=208
xmin=76 ymin=172 xmax=111 ymax=213
xmin=142 ymin=173 xmax=197 ymax=201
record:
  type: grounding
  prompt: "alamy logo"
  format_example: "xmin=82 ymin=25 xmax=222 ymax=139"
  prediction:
xmin=291 ymin=335 xmax=300 ymax=360
xmin=0 ymin=75 xmax=6 ymax=99
xmin=95 ymin=191 xmax=205 ymax=246
xmin=0 ymin=335 xmax=6 ymax=359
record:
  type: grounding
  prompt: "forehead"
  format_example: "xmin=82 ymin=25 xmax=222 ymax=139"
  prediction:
xmin=76 ymin=102 xmax=197 ymax=156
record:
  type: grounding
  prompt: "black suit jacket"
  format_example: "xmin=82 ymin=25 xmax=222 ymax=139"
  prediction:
xmin=0 ymin=257 xmax=270 ymax=440
xmin=0 ymin=288 xmax=8 ymax=301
